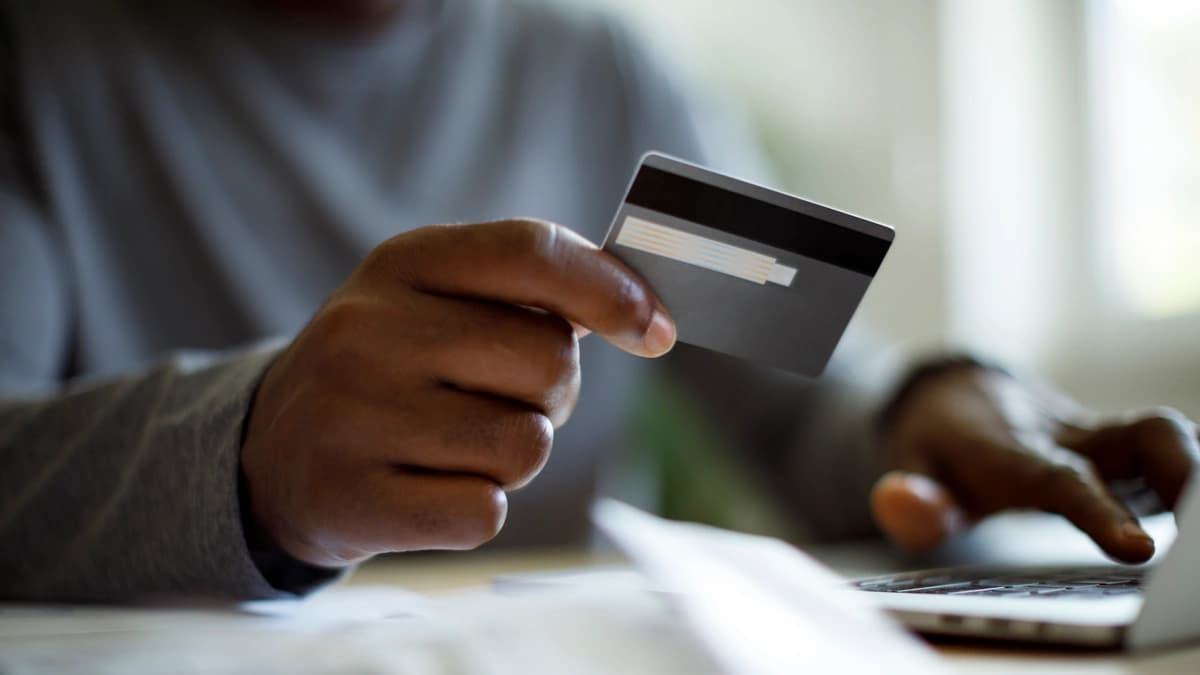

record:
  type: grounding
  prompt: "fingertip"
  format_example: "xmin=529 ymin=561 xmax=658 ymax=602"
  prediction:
xmin=872 ymin=471 xmax=966 ymax=553
xmin=463 ymin=484 xmax=509 ymax=549
xmin=1110 ymin=522 xmax=1156 ymax=563
xmin=639 ymin=309 xmax=676 ymax=357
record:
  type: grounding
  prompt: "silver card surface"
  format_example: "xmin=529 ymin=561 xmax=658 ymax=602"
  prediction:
xmin=602 ymin=153 xmax=894 ymax=376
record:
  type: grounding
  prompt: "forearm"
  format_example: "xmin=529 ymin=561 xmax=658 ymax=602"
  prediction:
xmin=0 ymin=343 xmax=338 ymax=602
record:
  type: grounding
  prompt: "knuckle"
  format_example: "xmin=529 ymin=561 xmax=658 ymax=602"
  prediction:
xmin=534 ymin=323 xmax=581 ymax=390
xmin=361 ymin=226 xmax=448 ymax=284
xmin=501 ymin=412 xmax=554 ymax=489
xmin=603 ymin=275 xmax=651 ymax=334
xmin=505 ymin=218 xmax=557 ymax=257
xmin=461 ymin=485 xmax=508 ymax=549
xmin=547 ymin=371 xmax=582 ymax=429
xmin=405 ymin=485 xmax=507 ymax=551
xmin=362 ymin=233 xmax=411 ymax=275
xmin=1035 ymin=462 xmax=1088 ymax=498
xmin=1133 ymin=409 xmax=1188 ymax=443
xmin=309 ymin=297 xmax=369 ymax=353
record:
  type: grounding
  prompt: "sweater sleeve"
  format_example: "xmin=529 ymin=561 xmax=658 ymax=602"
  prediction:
xmin=0 ymin=10 xmax=344 ymax=600
xmin=0 ymin=342 xmax=345 ymax=602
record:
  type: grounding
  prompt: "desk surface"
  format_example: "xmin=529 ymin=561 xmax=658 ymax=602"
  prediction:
xmin=342 ymin=513 xmax=1200 ymax=675
xmin=4 ymin=513 xmax=1199 ymax=673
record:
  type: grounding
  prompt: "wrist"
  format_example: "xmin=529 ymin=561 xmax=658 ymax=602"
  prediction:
xmin=237 ymin=468 xmax=342 ymax=594
xmin=237 ymin=350 xmax=343 ymax=594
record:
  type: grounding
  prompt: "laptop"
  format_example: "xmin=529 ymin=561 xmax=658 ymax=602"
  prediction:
xmin=853 ymin=477 xmax=1200 ymax=650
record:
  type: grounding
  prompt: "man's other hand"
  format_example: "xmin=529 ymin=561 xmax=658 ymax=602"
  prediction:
xmin=871 ymin=365 xmax=1200 ymax=563
xmin=240 ymin=219 xmax=676 ymax=568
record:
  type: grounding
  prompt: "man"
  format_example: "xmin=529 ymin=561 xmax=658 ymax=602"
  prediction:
xmin=1 ymin=0 xmax=1197 ymax=601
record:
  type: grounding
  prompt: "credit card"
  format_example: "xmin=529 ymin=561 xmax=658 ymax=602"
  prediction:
xmin=602 ymin=152 xmax=894 ymax=376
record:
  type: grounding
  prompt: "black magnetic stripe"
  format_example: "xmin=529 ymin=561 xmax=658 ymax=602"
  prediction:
xmin=625 ymin=166 xmax=890 ymax=276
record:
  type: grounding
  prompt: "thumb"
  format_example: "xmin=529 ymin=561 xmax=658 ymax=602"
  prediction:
xmin=871 ymin=471 xmax=968 ymax=553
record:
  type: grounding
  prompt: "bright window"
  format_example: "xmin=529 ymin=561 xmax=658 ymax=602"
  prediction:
xmin=1093 ymin=0 xmax=1200 ymax=319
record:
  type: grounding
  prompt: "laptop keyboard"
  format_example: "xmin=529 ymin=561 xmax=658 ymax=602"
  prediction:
xmin=854 ymin=566 xmax=1147 ymax=599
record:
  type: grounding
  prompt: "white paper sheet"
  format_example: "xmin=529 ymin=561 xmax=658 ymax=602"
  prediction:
xmin=593 ymin=498 xmax=947 ymax=674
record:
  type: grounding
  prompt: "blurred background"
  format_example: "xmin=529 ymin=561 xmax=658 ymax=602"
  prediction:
xmin=581 ymin=0 xmax=1199 ymax=531
xmin=592 ymin=0 xmax=1199 ymax=420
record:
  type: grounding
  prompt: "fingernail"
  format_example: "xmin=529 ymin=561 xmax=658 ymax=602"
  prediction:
xmin=642 ymin=310 xmax=676 ymax=356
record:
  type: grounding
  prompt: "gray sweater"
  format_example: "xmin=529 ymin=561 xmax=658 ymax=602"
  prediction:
xmin=0 ymin=0 xmax=893 ymax=601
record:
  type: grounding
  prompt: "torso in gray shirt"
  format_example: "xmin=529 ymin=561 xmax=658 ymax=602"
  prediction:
xmin=0 ymin=0 xmax=885 ymax=600
xmin=3 ymin=0 xmax=747 ymax=543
